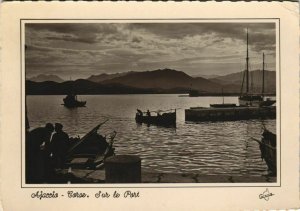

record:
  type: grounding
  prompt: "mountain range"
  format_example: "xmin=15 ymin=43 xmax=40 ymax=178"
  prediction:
xmin=27 ymin=74 xmax=64 ymax=83
xmin=26 ymin=68 xmax=276 ymax=95
xmin=211 ymin=70 xmax=276 ymax=93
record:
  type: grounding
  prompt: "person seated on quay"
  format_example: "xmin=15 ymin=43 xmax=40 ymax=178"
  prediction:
xmin=50 ymin=123 xmax=70 ymax=169
xmin=26 ymin=123 xmax=54 ymax=184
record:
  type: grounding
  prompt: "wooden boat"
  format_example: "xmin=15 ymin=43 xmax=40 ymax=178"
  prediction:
xmin=238 ymin=29 xmax=276 ymax=107
xmin=258 ymin=98 xmax=276 ymax=107
xmin=64 ymin=120 xmax=116 ymax=170
xmin=252 ymin=129 xmax=276 ymax=175
xmin=135 ymin=109 xmax=176 ymax=127
xmin=63 ymin=94 xmax=86 ymax=108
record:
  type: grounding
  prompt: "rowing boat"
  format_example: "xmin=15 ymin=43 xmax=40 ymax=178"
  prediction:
xmin=260 ymin=129 xmax=276 ymax=175
xmin=135 ymin=109 xmax=176 ymax=127
xmin=64 ymin=121 xmax=116 ymax=169
xmin=251 ymin=128 xmax=276 ymax=176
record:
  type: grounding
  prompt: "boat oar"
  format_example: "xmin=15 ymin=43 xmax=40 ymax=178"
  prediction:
xmin=94 ymin=131 xmax=117 ymax=169
xmin=66 ymin=119 xmax=109 ymax=158
xmin=250 ymin=137 xmax=276 ymax=150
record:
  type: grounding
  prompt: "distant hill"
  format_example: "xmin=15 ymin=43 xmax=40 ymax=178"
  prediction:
xmin=27 ymin=74 xmax=64 ymax=83
xmin=86 ymin=72 xmax=134 ymax=83
xmin=25 ymin=68 xmax=276 ymax=95
xmin=26 ymin=80 xmax=184 ymax=95
xmin=192 ymin=74 xmax=221 ymax=79
xmin=210 ymin=70 xmax=276 ymax=93
xmin=101 ymin=68 xmax=222 ymax=92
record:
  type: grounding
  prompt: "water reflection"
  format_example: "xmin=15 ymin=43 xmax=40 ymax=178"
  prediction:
xmin=27 ymin=94 xmax=275 ymax=176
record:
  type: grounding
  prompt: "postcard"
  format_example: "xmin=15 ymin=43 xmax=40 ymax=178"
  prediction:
xmin=0 ymin=1 xmax=299 ymax=210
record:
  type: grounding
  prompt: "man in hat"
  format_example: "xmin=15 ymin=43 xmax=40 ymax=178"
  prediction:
xmin=50 ymin=123 xmax=69 ymax=169
xmin=26 ymin=123 xmax=54 ymax=183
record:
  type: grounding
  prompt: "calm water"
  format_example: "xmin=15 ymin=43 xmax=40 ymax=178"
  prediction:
xmin=27 ymin=94 xmax=276 ymax=176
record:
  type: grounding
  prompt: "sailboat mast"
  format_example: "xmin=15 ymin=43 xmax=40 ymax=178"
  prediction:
xmin=262 ymin=52 xmax=265 ymax=97
xmin=246 ymin=28 xmax=249 ymax=94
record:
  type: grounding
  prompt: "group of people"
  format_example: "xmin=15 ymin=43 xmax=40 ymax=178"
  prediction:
xmin=137 ymin=109 xmax=152 ymax=116
xmin=137 ymin=109 xmax=161 ymax=117
xmin=26 ymin=123 xmax=69 ymax=183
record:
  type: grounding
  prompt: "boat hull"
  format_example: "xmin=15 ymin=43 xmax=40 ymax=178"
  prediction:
xmin=65 ymin=124 xmax=115 ymax=169
xmin=135 ymin=112 xmax=176 ymax=127
xmin=260 ymin=129 xmax=276 ymax=175
xmin=63 ymin=99 xmax=86 ymax=108
xmin=239 ymin=94 xmax=276 ymax=107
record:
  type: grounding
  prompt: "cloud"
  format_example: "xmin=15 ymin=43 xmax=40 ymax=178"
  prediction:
xmin=25 ymin=22 xmax=276 ymax=78
xmin=26 ymin=23 xmax=120 ymax=44
xmin=129 ymin=22 xmax=275 ymax=53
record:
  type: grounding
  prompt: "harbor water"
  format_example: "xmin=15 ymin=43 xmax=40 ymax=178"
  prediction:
xmin=27 ymin=94 xmax=276 ymax=177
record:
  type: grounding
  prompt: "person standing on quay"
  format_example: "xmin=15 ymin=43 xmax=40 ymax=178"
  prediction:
xmin=26 ymin=123 xmax=54 ymax=184
xmin=50 ymin=123 xmax=69 ymax=169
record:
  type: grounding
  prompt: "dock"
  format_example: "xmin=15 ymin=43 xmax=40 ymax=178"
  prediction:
xmin=53 ymin=155 xmax=276 ymax=184
xmin=55 ymin=169 xmax=276 ymax=183
xmin=185 ymin=106 xmax=276 ymax=122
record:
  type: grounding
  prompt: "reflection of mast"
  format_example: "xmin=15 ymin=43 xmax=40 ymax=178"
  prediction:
xmin=246 ymin=28 xmax=249 ymax=94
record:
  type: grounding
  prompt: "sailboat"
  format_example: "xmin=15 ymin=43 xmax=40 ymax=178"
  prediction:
xmin=63 ymin=94 xmax=86 ymax=108
xmin=238 ymin=29 xmax=276 ymax=107
xmin=63 ymin=77 xmax=86 ymax=108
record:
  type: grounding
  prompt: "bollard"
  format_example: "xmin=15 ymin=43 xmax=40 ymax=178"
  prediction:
xmin=105 ymin=155 xmax=141 ymax=183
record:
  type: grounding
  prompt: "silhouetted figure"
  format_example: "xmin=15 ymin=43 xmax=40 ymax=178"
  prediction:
xmin=147 ymin=110 xmax=151 ymax=117
xmin=26 ymin=123 xmax=54 ymax=184
xmin=50 ymin=123 xmax=69 ymax=169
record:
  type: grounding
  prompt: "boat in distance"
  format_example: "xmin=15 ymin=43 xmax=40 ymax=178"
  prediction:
xmin=135 ymin=109 xmax=176 ymax=127
xmin=63 ymin=94 xmax=86 ymax=108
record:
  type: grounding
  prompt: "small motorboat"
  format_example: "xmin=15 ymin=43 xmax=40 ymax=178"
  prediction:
xmin=135 ymin=109 xmax=176 ymax=127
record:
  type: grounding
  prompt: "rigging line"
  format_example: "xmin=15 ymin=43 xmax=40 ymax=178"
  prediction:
xmin=250 ymin=68 xmax=254 ymax=93
xmin=240 ymin=65 xmax=246 ymax=95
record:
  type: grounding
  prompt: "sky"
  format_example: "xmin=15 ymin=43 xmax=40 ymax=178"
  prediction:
xmin=25 ymin=22 xmax=276 ymax=79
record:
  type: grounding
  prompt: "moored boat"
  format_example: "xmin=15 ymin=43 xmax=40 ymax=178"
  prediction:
xmin=238 ymin=29 xmax=276 ymax=107
xmin=251 ymin=128 xmax=276 ymax=176
xmin=135 ymin=109 xmax=176 ymax=127
xmin=64 ymin=121 xmax=116 ymax=169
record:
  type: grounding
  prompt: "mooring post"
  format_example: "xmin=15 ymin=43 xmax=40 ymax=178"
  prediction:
xmin=105 ymin=155 xmax=141 ymax=183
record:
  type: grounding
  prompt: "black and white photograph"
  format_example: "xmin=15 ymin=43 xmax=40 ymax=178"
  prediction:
xmin=24 ymin=21 xmax=278 ymax=184
xmin=2 ymin=1 xmax=300 ymax=211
